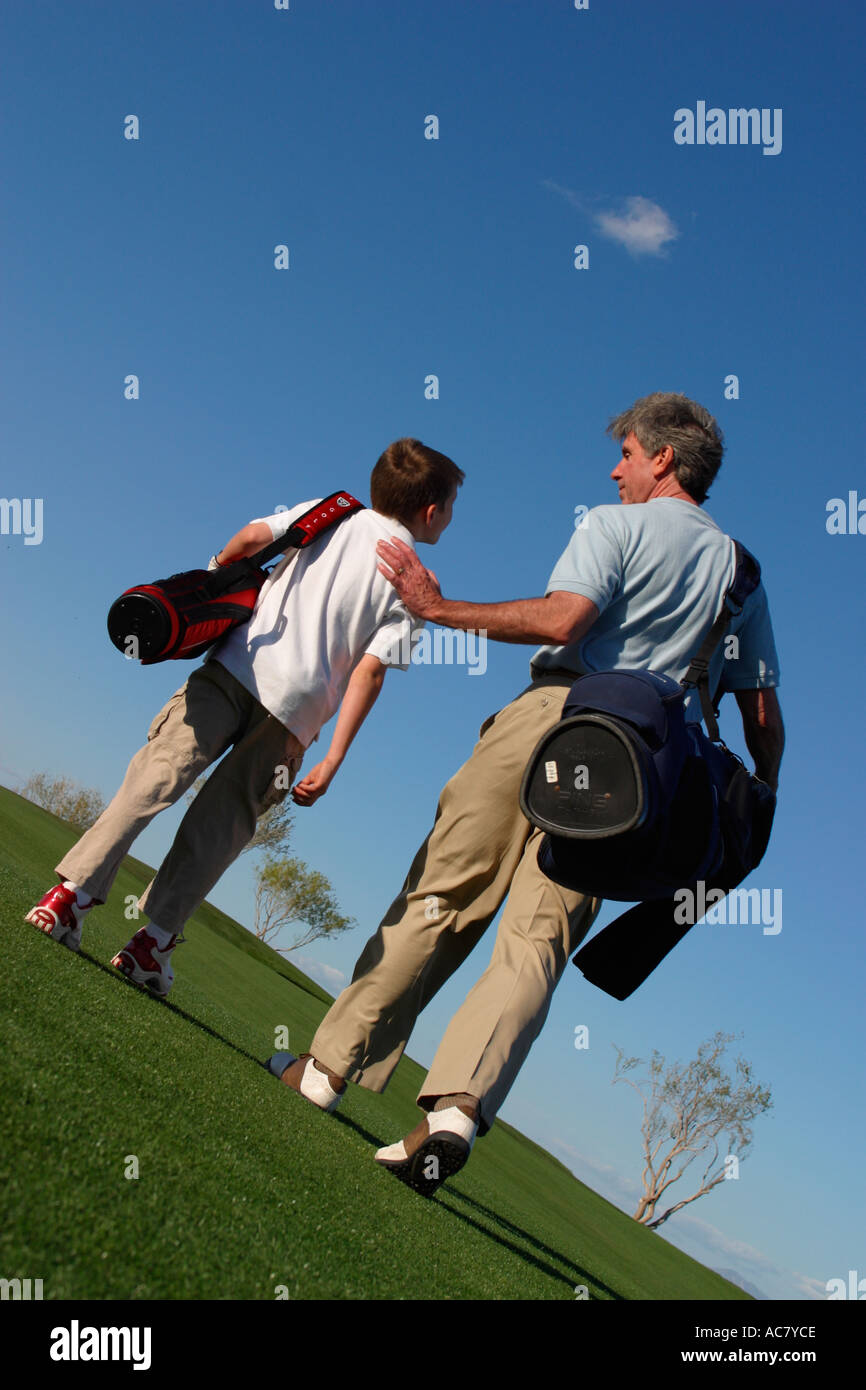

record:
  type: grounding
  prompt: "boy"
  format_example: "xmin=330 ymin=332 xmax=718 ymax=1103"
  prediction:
xmin=25 ymin=438 xmax=462 ymax=997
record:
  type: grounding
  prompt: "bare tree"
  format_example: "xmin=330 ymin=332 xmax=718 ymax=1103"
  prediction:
xmin=184 ymin=773 xmax=293 ymax=857
xmin=20 ymin=773 xmax=106 ymax=832
xmin=614 ymin=1031 xmax=772 ymax=1230
xmin=253 ymin=854 xmax=354 ymax=954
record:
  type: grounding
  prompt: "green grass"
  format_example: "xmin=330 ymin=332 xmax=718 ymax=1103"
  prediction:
xmin=0 ymin=786 xmax=750 ymax=1301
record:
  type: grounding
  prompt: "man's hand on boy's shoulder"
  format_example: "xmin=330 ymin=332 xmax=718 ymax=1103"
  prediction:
xmin=377 ymin=537 xmax=442 ymax=620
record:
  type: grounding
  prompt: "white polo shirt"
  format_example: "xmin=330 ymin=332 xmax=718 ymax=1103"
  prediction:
xmin=207 ymin=500 xmax=422 ymax=746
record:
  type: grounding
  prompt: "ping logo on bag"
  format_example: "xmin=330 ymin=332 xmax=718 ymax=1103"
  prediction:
xmin=521 ymin=670 xmax=707 ymax=898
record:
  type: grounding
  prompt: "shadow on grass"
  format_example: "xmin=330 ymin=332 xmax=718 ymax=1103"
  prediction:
xmin=79 ymin=950 xmax=267 ymax=1068
xmin=441 ymin=1187 xmax=624 ymax=1300
xmin=79 ymin=950 xmax=392 ymax=1151
xmin=330 ymin=1108 xmax=396 ymax=1151
xmin=330 ymin=1105 xmax=622 ymax=1300
xmin=77 ymin=947 xmax=621 ymax=1298
xmin=273 ymin=969 xmax=335 ymax=1007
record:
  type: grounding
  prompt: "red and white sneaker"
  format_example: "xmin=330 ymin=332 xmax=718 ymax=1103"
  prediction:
xmin=25 ymin=884 xmax=93 ymax=952
xmin=111 ymin=928 xmax=180 ymax=997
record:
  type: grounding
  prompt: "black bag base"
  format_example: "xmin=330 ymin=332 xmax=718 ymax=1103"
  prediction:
xmin=519 ymin=714 xmax=648 ymax=839
xmin=107 ymin=591 xmax=172 ymax=662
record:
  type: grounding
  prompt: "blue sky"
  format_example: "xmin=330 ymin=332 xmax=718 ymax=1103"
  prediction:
xmin=2 ymin=0 xmax=864 ymax=1300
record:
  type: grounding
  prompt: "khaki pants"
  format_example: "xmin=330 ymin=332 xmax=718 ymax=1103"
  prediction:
xmin=311 ymin=676 xmax=601 ymax=1133
xmin=56 ymin=660 xmax=304 ymax=934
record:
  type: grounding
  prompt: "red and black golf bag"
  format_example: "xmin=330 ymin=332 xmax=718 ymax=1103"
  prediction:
xmin=106 ymin=492 xmax=364 ymax=665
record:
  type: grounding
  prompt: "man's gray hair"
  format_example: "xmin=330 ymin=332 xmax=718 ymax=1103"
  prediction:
xmin=606 ymin=392 xmax=724 ymax=503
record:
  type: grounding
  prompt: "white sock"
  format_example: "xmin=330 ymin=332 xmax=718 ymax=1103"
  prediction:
xmin=147 ymin=922 xmax=176 ymax=950
xmin=62 ymin=880 xmax=92 ymax=908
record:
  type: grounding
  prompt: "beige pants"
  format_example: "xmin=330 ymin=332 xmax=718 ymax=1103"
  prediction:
xmin=56 ymin=660 xmax=304 ymax=933
xmin=311 ymin=676 xmax=601 ymax=1133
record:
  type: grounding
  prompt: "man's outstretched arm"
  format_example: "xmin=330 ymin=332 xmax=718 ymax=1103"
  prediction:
xmin=735 ymin=687 xmax=785 ymax=793
xmin=376 ymin=537 xmax=598 ymax=646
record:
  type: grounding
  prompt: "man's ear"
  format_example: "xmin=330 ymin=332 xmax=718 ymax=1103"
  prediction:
xmin=654 ymin=444 xmax=675 ymax=476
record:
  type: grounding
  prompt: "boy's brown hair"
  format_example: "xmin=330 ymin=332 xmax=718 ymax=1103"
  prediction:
xmin=370 ymin=438 xmax=464 ymax=524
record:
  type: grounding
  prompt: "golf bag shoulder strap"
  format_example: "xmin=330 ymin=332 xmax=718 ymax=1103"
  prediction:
xmin=252 ymin=491 xmax=365 ymax=566
xmin=208 ymin=491 xmax=364 ymax=596
xmin=680 ymin=539 xmax=761 ymax=741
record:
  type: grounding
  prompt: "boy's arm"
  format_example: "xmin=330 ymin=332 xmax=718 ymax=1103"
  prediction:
xmin=292 ymin=654 xmax=388 ymax=807
xmin=210 ymin=521 xmax=274 ymax=568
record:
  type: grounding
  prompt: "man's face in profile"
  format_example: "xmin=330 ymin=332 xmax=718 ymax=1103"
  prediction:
xmin=610 ymin=431 xmax=661 ymax=505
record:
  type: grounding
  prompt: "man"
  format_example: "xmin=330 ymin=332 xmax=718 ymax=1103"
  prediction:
xmin=268 ymin=393 xmax=784 ymax=1195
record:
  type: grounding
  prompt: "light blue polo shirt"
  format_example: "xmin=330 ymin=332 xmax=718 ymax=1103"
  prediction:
xmin=531 ymin=499 xmax=779 ymax=721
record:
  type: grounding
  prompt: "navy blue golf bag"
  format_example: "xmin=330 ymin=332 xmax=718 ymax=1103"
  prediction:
xmin=519 ymin=541 xmax=777 ymax=998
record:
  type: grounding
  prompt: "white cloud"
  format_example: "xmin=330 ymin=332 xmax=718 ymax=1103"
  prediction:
xmin=548 ymin=1138 xmax=639 ymax=1208
xmin=676 ymin=1212 xmax=777 ymax=1268
xmin=541 ymin=178 xmax=584 ymax=210
xmin=793 ymin=1272 xmax=832 ymax=1301
xmin=596 ymin=196 xmax=679 ymax=257
xmin=291 ymin=954 xmax=347 ymax=994
xmin=542 ymin=181 xmax=679 ymax=258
